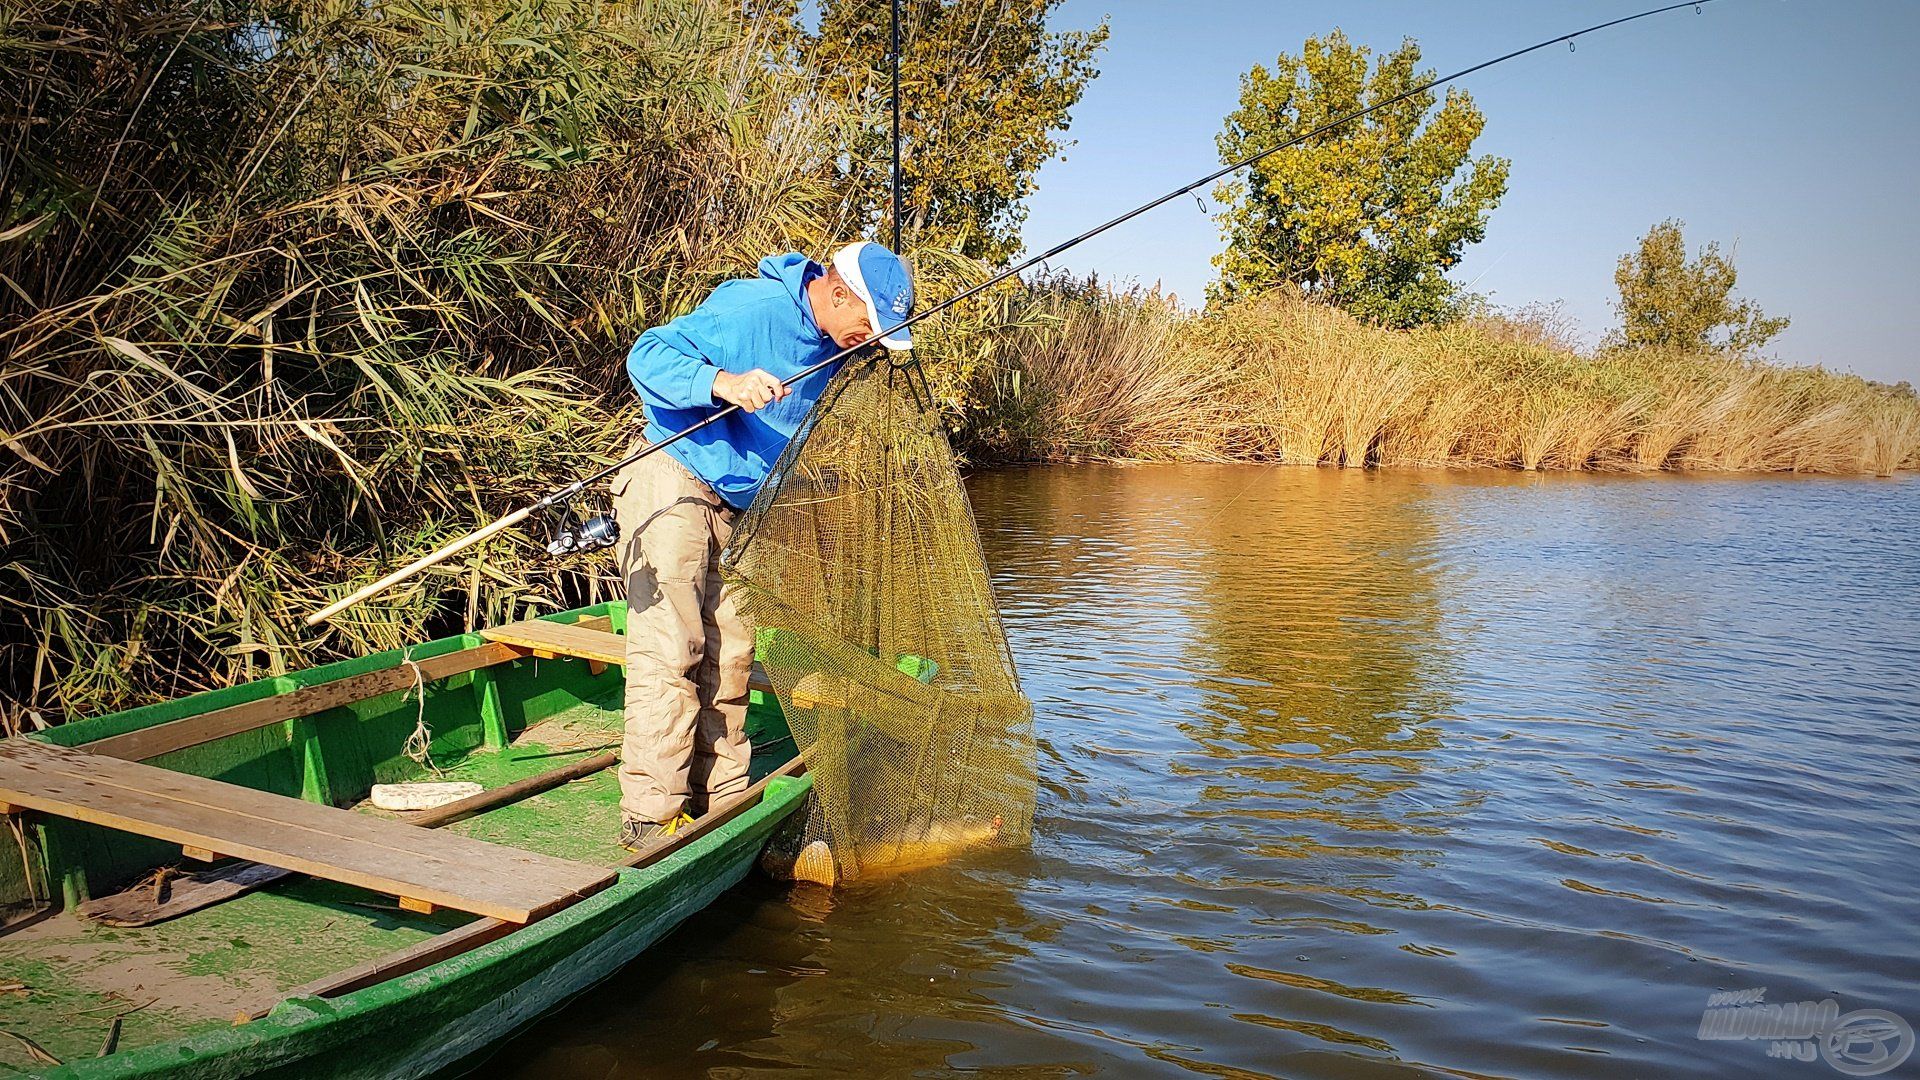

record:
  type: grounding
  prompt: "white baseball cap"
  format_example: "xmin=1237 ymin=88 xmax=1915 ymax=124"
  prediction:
xmin=830 ymin=241 xmax=915 ymax=350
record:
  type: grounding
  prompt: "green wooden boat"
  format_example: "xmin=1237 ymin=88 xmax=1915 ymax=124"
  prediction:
xmin=0 ymin=601 xmax=810 ymax=1078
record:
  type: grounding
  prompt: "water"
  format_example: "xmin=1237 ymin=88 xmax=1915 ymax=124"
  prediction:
xmin=495 ymin=465 xmax=1920 ymax=1078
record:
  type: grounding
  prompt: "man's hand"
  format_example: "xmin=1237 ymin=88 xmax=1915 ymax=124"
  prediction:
xmin=712 ymin=368 xmax=790 ymax=413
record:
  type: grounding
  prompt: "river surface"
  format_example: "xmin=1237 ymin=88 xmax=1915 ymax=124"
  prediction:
xmin=494 ymin=465 xmax=1920 ymax=1079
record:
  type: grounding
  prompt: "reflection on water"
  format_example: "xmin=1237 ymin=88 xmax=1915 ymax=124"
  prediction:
xmin=493 ymin=465 xmax=1920 ymax=1078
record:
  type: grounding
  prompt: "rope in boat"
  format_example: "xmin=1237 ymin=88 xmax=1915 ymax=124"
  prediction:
xmin=397 ymin=648 xmax=444 ymax=778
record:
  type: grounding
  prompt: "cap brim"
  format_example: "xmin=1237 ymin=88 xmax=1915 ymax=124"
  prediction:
xmin=864 ymin=296 xmax=912 ymax=350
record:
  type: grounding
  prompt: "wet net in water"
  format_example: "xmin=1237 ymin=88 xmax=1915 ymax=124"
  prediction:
xmin=721 ymin=354 xmax=1034 ymax=884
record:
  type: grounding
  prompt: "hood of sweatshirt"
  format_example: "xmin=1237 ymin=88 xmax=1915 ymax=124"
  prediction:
xmin=758 ymin=252 xmax=823 ymax=336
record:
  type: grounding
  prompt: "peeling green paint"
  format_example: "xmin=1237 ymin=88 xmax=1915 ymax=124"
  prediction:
xmin=1 ymin=601 xmax=807 ymax=1078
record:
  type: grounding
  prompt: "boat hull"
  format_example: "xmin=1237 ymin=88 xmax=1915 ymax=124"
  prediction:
xmin=46 ymin=772 xmax=810 ymax=1080
xmin=4 ymin=601 xmax=810 ymax=1079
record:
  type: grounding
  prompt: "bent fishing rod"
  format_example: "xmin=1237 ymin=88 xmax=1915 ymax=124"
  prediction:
xmin=306 ymin=0 xmax=1717 ymax=626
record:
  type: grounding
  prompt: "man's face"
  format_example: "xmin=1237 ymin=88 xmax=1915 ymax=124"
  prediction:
xmin=817 ymin=275 xmax=875 ymax=348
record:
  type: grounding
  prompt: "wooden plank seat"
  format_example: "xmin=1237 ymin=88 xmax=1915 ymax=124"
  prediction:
xmin=482 ymin=617 xmax=625 ymax=669
xmin=74 ymin=613 xmax=773 ymax=770
xmin=77 ymin=612 xmax=772 ymax=766
xmin=0 ymin=740 xmax=614 ymax=923
xmin=481 ymin=616 xmax=776 ymax=693
xmin=82 ymin=641 xmax=525 ymax=762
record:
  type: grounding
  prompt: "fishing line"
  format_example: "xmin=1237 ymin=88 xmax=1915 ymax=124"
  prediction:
xmin=305 ymin=0 xmax=1720 ymax=626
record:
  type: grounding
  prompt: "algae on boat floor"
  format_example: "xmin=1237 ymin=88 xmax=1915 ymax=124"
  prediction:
xmin=0 ymin=878 xmax=465 ymax=1067
xmin=0 ymin=692 xmax=612 ymax=1068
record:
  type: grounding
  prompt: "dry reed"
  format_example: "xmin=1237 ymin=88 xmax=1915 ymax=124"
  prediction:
xmin=975 ymin=285 xmax=1920 ymax=477
xmin=0 ymin=0 xmax=845 ymax=726
xmin=3 ymin=3 xmax=1912 ymax=729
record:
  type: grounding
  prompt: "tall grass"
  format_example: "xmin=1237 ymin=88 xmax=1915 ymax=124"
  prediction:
xmin=979 ymin=283 xmax=1920 ymax=476
xmin=4 ymin=4 xmax=1911 ymax=728
xmin=0 ymin=0 xmax=846 ymax=727
xmin=955 ymin=274 xmax=1234 ymax=461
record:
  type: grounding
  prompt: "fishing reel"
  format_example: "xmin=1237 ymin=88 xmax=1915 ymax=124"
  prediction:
xmin=545 ymin=500 xmax=620 ymax=558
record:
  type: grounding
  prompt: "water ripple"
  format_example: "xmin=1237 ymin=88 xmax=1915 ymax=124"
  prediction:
xmin=496 ymin=466 xmax=1920 ymax=1079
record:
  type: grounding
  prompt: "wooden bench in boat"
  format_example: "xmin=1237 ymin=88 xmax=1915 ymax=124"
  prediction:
xmin=0 ymin=739 xmax=614 ymax=923
xmin=240 ymin=750 xmax=812 ymax=1020
xmin=77 ymin=614 xmax=775 ymax=764
xmin=481 ymin=616 xmax=777 ymax=693
xmin=482 ymin=617 xmax=626 ymax=670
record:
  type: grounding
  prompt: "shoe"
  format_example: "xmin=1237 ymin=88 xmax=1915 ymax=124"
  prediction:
xmin=618 ymin=811 xmax=693 ymax=851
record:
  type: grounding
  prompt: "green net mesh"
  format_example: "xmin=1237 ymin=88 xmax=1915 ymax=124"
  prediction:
xmin=721 ymin=354 xmax=1034 ymax=883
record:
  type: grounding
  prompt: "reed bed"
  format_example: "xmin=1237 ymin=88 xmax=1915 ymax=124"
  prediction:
xmin=980 ymin=285 xmax=1920 ymax=476
xmin=0 ymin=0 xmax=845 ymax=727
xmin=3 ymin=4 xmax=1912 ymax=729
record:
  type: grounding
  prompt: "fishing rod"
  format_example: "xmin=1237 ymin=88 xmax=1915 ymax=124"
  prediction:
xmin=305 ymin=0 xmax=1717 ymax=626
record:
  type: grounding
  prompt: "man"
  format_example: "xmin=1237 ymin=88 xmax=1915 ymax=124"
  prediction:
xmin=613 ymin=241 xmax=914 ymax=848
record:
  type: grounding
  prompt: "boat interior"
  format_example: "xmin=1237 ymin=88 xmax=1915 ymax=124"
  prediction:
xmin=0 ymin=603 xmax=798 ymax=1068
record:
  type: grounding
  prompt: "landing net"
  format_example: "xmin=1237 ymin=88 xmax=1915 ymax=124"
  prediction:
xmin=721 ymin=354 xmax=1035 ymax=883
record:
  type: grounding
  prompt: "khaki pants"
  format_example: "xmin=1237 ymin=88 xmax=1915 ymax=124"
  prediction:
xmin=609 ymin=442 xmax=753 ymax=824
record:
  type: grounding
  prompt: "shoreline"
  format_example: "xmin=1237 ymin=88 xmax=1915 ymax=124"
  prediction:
xmin=936 ymin=289 xmax=1920 ymax=479
xmin=966 ymin=454 xmax=1918 ymax=478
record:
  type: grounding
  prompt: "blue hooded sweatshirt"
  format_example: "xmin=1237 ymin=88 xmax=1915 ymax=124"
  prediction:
xmin=625 ymin=254 xmax=844 ymax=508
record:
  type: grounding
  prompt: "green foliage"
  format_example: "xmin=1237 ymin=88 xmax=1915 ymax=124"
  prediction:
xmin=809 ymin=0 xmax=1107 ymax=263
xmin=899 ymin=246 xmax=1054 ymax=436
xmin=0 ymin=0 xmax=840 ymax=725
xmin=1210 ymin=30 xmax=1509 ymax=328
xmin=0 ymin=0 xmax=1111 ymax=726
xmin=1608 ymin=218 xmax=1787 ymax=353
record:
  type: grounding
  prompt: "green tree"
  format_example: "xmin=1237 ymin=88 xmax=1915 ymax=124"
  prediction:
xmin=1608 ymin=219 xmax=1787 ymax=352
xmin=809 ymin=0 xmax=1108 ymax=263
xmin=1211 ymin=31 xmax=1508 ymax=327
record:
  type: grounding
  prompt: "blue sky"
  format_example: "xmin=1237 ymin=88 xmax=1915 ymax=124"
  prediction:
xmin=1015 ymin=1 xmax=1920 ymax=384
